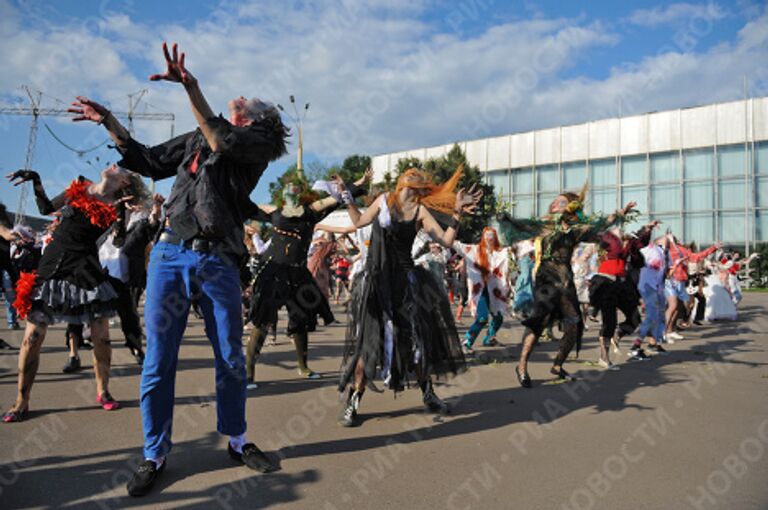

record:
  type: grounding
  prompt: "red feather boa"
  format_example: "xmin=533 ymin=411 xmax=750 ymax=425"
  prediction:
xmin=65 ymin=179 xmax=117 ymax=229
xmin=13 ymin=271 xmax=37 ymax=320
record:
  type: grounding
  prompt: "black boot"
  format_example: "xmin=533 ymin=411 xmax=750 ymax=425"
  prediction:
xmin=338 ymin=388 xmax=362 ymax=427
xmin=421 ymin=379 xmax=450 ymax=414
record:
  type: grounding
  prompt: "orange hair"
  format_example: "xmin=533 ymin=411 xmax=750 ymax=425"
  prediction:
xmin=387 ymin=164 xmax=464 ymax=215
xmin=476 ymin=227 xmax=501 ymax=279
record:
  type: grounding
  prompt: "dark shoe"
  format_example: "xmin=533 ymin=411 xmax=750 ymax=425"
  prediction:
xmin=127 ymin=459 xmax=165 ymax=497
xmin=550 ymin=367 xmax=575 ymax=381
xmin=628 ymin=348 xmax=651 ymax=361
xmin=62 ymin=356 xmax=81 ymax=373
xmin=649 ymin=344 xmax=669 ymax=356
xmin=0 ymin=339 xmax=16 ymax=350
xmin=10 ymin=322 xmax=20 ymax=330
xmin=229 ymin=443 xmax=278 ymax=473
xmin=422 ymin=380 xmax=450 ymax=414
xmin=482 ymin=337 xmax=499 ymax=347
xmin=516 ymin=366 xmax=532 ymax=388
xmin=338 ymin=389 xmax=362 ymax=427
xmin=693 ymin=320 xmax=703 ymax=326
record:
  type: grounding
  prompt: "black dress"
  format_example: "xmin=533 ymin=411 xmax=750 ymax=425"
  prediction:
xmin=340 ymin=205 xmax=465 ymax=393
xmin=248 ymin=208 xmax=334 ymax=335
xmin=16 ymin=179 xmax=118 ymax=325
xmin=497 ymin=212 xmax=622 ymax=365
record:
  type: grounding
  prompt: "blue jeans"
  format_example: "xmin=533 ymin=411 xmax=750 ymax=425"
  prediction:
xmin=638 ymin=284 xmax=665 ymax=343
xmin=140 ymin=241 xmax=246 ymax=459
xmin=464 ymin=290 xmax=503 ymax=347
xmin=1 ymin=270 xmax=17 ymax=326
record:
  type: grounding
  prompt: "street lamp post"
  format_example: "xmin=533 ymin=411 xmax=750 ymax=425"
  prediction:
xmin=277 ymin=95 xmax=310 ymax=178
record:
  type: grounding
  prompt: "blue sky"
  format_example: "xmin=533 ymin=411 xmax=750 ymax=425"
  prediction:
xmin=0 ymin=0 xmax=766 ymax=217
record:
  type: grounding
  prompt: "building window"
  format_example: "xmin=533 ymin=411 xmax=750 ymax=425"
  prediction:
xmin=652 ymin=214 xmax=683 ymax=237
xmin=719 ymin=212 xmax=746 ymax=244
xmin=685 ymin=213 xmax=714 ymax=243
xmin=684 ymin=148 xmax=714 ymax=180
xmin=513 ymin=167 xmax=533 ymax=194
xmin=651 ymin=184 xmax=679 ymax=213
xmin=718 ymin=144 xmax=748 ymax=178
xmin=621 ymin=155 xmax=646 ymax=185
xmin=590 ymin=158 xmax=616 ymax=187
xmin=488 ymin=169 xmax=510 ymax=198
xmin=650 ymin=152 xmax=680 ymax=182
xmin=756 ymin=141 xmax=768 ymax=174
xmin=537 ymin=164 xmax=559 ymax=192
xmin=512 ymin=195 xmax=534 ymax=218
xmin=537 ymin=194 xmax=558 ymax=215
xmin=685 ymin=181 xmax=714 ymax=211
xmin=757 ymin=210 xmax=768 ymax=240
xmin=562 ymin=161 xmax=586 ymax=190
xmin=718 ymin=180 xmax=746 ymax=210
xmin=622 ymin=186 xmax=648 ymax=213
xmin=757 ymin=177 xmax=768 ymax=208
xmin=592 ymin=188 xmax=617 ymax=214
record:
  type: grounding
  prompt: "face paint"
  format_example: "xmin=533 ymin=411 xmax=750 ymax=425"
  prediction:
xmin=283 ymin=183 xmax=301 ymax=210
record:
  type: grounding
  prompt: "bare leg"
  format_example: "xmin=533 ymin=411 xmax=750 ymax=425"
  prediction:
xmin=518 ymin=329 xmax=538 ymax=375
xmin=11 ymin=321 xmax=48 ymax=412
xmin=90 ymin=318 xmax=112 ymax=397
xmin=665 ymin=296 xmax=677 ymax=333
xmin=598 ymin=336 xmax=610 ymax=363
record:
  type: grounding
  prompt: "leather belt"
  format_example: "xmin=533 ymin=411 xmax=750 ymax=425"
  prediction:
xmin=158 ymin=231 xmax=221 ymax=253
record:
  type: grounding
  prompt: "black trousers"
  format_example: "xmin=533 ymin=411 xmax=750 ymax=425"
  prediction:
xmin=590 ymin=275 xmax=641 ymax=339
xmin=108 ymin=276 xmax=144 ymax=353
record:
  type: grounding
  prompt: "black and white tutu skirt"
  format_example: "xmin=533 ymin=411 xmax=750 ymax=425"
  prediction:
xmin=15 ymin=272 xmax=118 ymax=325
xmin=339 ymin=266 xmax=465 ymax=393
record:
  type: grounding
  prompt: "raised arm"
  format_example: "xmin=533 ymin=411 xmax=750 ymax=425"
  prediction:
xmin=346 ymin=194 xmax=383 ymax=229
xmin=419 ymin=185 xmax=483 ymax=248
xmin=70 ymin=96 xmax=187 ymax=180
xmin=148 ymin=42 xmax=224 ymax=151
xmin=7 ymin=170 xmax=65 ymax=215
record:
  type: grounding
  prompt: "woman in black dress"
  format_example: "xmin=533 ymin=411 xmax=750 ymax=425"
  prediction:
xmin=246 ymin=171 xmax=370 ymax=385
xmin=338 ymin=167 xmax=481 ymax=427
xmin=496 ymin=188 xmax=636 ymax=388
xmin=2 ymin=166 xmax=147 ymax=422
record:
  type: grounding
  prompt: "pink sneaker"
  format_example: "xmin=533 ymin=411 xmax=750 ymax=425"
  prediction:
xmin=97 ymin=392 xmax=120 ymax=411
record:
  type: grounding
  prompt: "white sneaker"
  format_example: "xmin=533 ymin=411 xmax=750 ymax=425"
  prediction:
xmin=246 ymin=382 xmax=258 ymax=390
xmin=668 ymin=332 xmax=684 ymax=341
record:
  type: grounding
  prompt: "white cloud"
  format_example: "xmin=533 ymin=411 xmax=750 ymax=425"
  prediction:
xmin=0 ymin=0 xmax=765 ymax=176
xmin=627 ymin=2 xmax=728 ymax=28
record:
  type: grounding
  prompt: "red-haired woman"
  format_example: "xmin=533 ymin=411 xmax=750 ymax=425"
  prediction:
xmin=454 ymin=227 xmax=510 ymax=353
xmin=338 ymin=167 xmax=482 ymax=427
xmin=497 ymin=188 xmax=636 ymax=387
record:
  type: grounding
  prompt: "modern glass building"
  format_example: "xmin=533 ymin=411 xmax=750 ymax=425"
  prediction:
xmin=370 ymin=97 xmax=768 ymax=252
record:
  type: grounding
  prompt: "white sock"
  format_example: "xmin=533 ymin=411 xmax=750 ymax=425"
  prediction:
xmin=229 ymin=433 xmax=248 ymax=454
xmin=146 ymin=456 xmax=165 ymax=468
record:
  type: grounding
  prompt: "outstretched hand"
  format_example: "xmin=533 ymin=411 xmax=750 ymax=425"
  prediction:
xmin=7 ymin=170 xmax=41 ymax=186
xmin=456 ymin=184 xmax=483 ymax=214
xmin=149 ymin=42 xmax=195 ymax=85
xmin=68 ymin=96 xmax=109 ymax=123
xmin=354 ymin=167 xmax=374 ymax=187
xmin=621 ymin=201 xmax=638 ymax=215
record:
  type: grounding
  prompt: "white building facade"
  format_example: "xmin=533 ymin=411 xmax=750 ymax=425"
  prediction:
xmin=370 ymin=98 xmax=768 ymax=251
